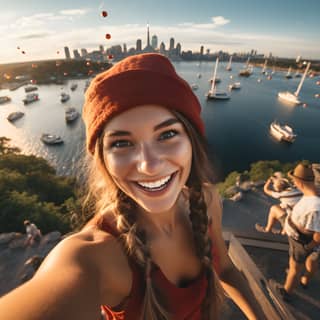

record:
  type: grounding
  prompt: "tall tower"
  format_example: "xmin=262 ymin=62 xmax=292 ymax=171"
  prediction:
xmin=169 ymin=38 xmax=175 ymax=52
xmin=147 ymin=23 xmax=151 ymax=48
xmin=151 ymin=35 xmax=158 ymax=50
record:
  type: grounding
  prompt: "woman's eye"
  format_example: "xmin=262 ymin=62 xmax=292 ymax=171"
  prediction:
xmin=159 ymin=130 xmax=178 ymax=140
xmin=110 ymin=140 xmax=132 ymax=148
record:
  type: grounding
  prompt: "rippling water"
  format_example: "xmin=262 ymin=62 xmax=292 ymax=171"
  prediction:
xmin=1 ymin=61 xmax=320 ymax=181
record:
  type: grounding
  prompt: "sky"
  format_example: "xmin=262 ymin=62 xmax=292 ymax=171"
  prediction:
xmin=0 ymin=0 xmax=319 ymax=64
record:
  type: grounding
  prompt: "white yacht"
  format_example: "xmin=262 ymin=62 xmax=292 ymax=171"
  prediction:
xmin=269 ymin=121 xmax=297 ymax=143
xmin=206 ymin=57 xmax=230 ymax=100
xmin=278 ymin=62 xmax=311 ymax=105
xmin=23 ymin=93 xmax=39 ymax=105
xmin=7 ymin=111 xmax=24 ymax=122
xmin=229 ymin=82 xmax=241 ymax=90
xmin=41 ymin=133 xmax=64 ymax=145
xmin=61 ymin=92 xmax=70 ymax=103
xmin=65 ymin=107 xmax=80 ymax=123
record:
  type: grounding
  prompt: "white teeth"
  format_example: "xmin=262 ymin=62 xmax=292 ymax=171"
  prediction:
xmin=137 ymin=174 xmax=171 ymax=189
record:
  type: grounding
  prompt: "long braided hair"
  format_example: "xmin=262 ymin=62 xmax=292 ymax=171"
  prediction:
xmin=85 ymin=110 xmax=224 ymax=319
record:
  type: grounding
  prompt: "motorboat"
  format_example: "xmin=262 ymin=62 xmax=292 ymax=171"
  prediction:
xmin=278 ymin=62 xmax=311 ymax=105
xmin=41 ymin=133 xmax=64 ymax=145
xmin=208 ymin=77 xmax=221 ymax=84
xmin=61 ymin=92 xmax=70 ymax=103
xmin=206 ymin=57 xmax=231 ymax=100
xmin=229 ymin=82 xmax=241 ymax=90
xmin=7 ymin=111 xmax=24 ymax=122
xmin=70 ymin=83 xmax=78 ymax=91
xmin=269 ymin=121 xmax=297 ymax=143
xmin=65 ymin=107 xmax=80 ymax=123
xmin=190 ymin=84 xmax=199 ymax=90
xmin=0 ymin=96 xmax=11 ymax=104
xmin=23 ymin=93 xmax=39 ymax=105
xmin=24 ymin=85 xmax=38 ymax=92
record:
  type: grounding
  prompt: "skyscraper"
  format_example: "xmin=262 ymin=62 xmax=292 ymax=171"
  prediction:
xmin=151 ymin=35 xmax=158 ymax=50
xmin=64 ymin=46 xmax=71 ymax=59
xmin=169 ymin=38 xmax=175 ymax=52
xmin=143 ymin=24 xmax=154 ymax=53
xmin=136 ymin=39 xmax=142 ymax=52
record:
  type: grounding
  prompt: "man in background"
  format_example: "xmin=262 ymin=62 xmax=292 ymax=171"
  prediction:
xmin=24 ymin=220 xmax=42 ymax=246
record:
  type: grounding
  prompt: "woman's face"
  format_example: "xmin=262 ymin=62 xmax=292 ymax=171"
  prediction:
xmin=102 ymin=105 xmax=192 ymax=214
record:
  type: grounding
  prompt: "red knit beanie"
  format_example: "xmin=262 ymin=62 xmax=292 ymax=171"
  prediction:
xmin=83 ymin=53 xmax=205 ymax=155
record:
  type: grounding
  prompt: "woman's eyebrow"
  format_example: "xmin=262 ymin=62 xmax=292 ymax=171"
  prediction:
xmin=154 ymin=118 xmax=179 ymax=131
xmin=105 ymin=118 xmax=179 ymax=137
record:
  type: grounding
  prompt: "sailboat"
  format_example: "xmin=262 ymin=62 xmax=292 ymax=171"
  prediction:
xmin=261 ymin=59 xmax=268 ymax=74
xmin=226 ymin=55 xmax=233 ymax=71
xmin=285 ymin=67 xmax=293 ymax=79
xmin=239 ymin=57 xmax=253 ymax=77
xmin=206 ymin=57 xmax=230 ymax=100
xmin=278 ymin=62 xmax=311 ymax=105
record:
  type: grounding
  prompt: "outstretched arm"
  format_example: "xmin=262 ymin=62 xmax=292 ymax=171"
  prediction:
xmin=0 ymin=235 xmax=103 ymax=320
xmin=205 ymin=185 xmax=266 ymax=320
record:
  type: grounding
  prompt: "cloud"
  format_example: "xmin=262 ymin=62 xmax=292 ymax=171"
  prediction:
xmin=18 ymin=33 xmax=52 ymax=40
xmin=212 ymin=16 xmax=230 ymax=26
xmin=59 ymin=9 xmax=89 ymax=16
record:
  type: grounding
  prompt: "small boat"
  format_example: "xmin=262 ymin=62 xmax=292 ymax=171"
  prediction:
xmin=24 ymin=85 xmax=38 ymax=92
xmin=7 ymin=111 xmax=24 ymax=122
xmin=239 ymin=57 xmax=253 ymax=77
xmin=294 ymin=72 xmax=301 ymax=78
xmin=41 ymin=133 xmax=64 ymax=145
xmin=269 ymin=121 xmax=297 ymax=143
xmin=206 ymin=57 xmax=231 ymax=100
xmin=0 ymin=96 xmax=11 ymax=104
xmin=208 ymin=77 xmax=221 ymax=84
xmin=278 ymin=62 xmax=311 ymax=105
xmin=229 ymin=82 xmax=241 ymax=90
xmin=23 ymin=93 xmax=39 ymax=105
xmin=261 ymin=59 xmax=268 ymax=74
xmin=190 ymin=84 xmax=199 ymax=90
xmin=65 ymin=107 xmax=80 ymax=123
xmin=60 ymin=92 xmax=70 ymax=103
xmin=197 ymin=73 xmax=202 ymax=79
xmin=70 ymin=83 xmax=78 ymax=91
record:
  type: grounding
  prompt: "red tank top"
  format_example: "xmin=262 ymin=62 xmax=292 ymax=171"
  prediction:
xmin=100 ymin=220 xmax=219 ymax=320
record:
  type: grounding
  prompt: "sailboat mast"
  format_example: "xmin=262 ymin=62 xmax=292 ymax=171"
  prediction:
xmin=294 ymin=62 xmax=311 ymax=97
xmin=262 ymin=59 xmax=267 ymax=72
xmin=210 ymin=57 xmax=219 ymax=91
xmin=227 ymin=55 xmax=232 ymax=68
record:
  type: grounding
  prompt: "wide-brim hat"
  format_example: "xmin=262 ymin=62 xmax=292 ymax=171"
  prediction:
xmin=288 ymin=163 xmax=314 ymax=182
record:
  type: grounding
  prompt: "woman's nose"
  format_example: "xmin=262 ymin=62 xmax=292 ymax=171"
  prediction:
xmin=136 ymin=144 xmax=163 ymax=175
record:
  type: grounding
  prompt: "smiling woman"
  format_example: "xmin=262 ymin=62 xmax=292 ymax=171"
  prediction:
xmin=0 ymin=53 xmax=265 ymax=320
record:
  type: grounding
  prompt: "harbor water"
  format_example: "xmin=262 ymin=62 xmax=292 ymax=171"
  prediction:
xmin=0 ymin=61 xmax=320 ymax=181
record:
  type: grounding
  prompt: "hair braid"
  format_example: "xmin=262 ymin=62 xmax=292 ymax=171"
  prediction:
xmin=114 ymin=191 xmax=170 ymax=320
xmin=189 ymin=183 xmax=224 ymax=319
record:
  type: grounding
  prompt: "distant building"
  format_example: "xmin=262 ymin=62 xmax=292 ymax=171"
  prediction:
xmin=99 ymin=45 xmax=104 ymax=53
xmin=169 ymin=38 xmax=175 ymax=52
xmin=81 ymin=48 xmax=88 ymax=58
xmin=200 ymin=46 xmax=204 ymax=56
xmin=64 ymin=46 xmax=71 ymax=59
xmin=136 ymin=39 xmax=142 ymax=52
xmin=159 ymin=42 xmax=166 ymax=54
xmin=143 ymin=24 xmax=154 ymax=53
xmin=176 ymin=43 xmax=181 ymax=56
xmin=123 ymin=43 xmax=127 ymax=54
xmin=151 ymin=35 xmax=158 ymax=50
xmin=73 ymin=49 xmax=81 ymax=60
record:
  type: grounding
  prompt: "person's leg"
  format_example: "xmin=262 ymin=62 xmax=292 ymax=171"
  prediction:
xmin=300 ymin=252 xmax=319 ymax=287
xmin=255 ymin=205 xmax=285 ymax=233
xmin=284 ymin=256 xmax=304 ymax=294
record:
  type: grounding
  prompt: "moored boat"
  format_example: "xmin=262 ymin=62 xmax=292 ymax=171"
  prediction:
xmin=229 ymin=82 xmax=241 ymax=90
xmin=41 ymin=133 xmax=64 ymax=145
xmin=23 ymin=93 xmax=39 ymax=105
xmin=24 ymin=85 xmax=38 ymax=92
xmin=61 ymin=92 xmax=70 ymax=103
xmin=269 ymin=121 xmax=297 ymax=143
xmin=70 ymin=83 xmax=78 ymax=91
xmin=7 ymin=111 xmax=24 ymax=122
xmin=65 ymin=107 xmax=80 ymax=123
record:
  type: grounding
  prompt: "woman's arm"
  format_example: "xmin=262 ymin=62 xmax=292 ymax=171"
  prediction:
xmin=205 ymin=185 xmax=266 ymax=320
xmin=263 ymin=178 xmax=274 ymax=197
xmin=0 ymin=233 xmax=110 ymax=320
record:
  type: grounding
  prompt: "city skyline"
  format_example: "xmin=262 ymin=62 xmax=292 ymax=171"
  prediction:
xmin=0 ymin=0 xmax=319 ymax=64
